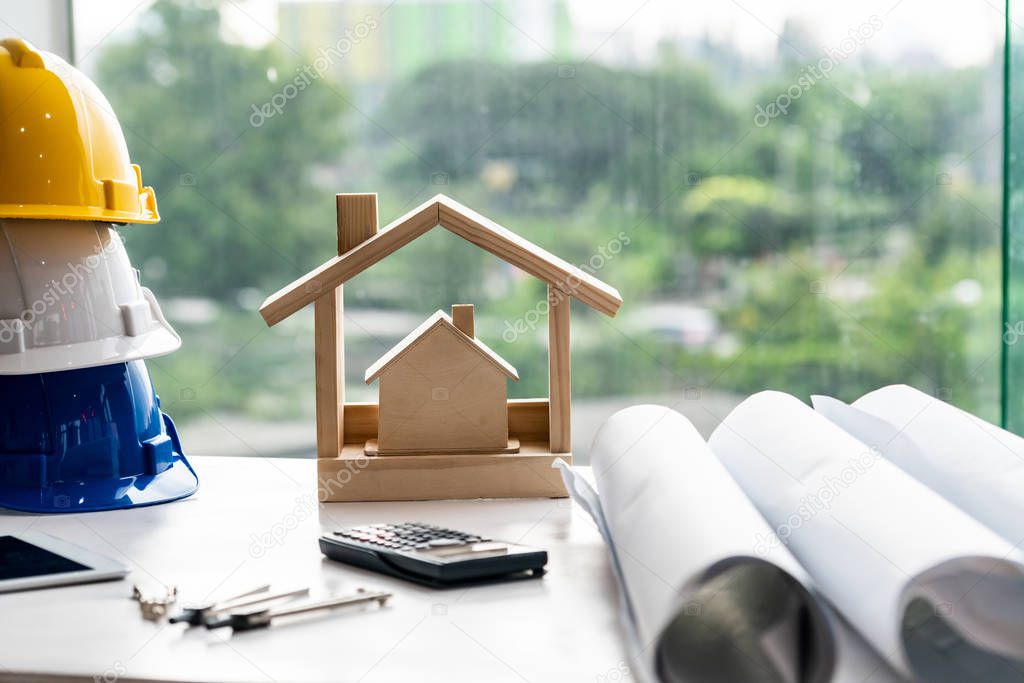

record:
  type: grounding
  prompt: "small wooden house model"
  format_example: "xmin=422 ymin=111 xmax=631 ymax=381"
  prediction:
xmin=365 ymin=304 xmax=520 ymax=456
xmin=259 ymin=193 xmax=622 ymax=502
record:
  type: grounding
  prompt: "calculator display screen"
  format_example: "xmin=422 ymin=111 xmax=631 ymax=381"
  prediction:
xmin=0 ymin=536 xmax=90 ymax=580
xmin=416 ymin=542 xmax=512 ymax=561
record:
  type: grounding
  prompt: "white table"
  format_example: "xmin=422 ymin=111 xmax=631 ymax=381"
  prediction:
xmin=0 ymin=456 xmax=907 ymax=683
xmin=0 ymin=456 xmax=628 ymax=683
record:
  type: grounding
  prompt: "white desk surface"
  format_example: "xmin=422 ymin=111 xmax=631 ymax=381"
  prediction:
xmin=0 ymin=456 xmax=906 ymax=683
xmin=0 ymin=455 xmax=626 ymax=683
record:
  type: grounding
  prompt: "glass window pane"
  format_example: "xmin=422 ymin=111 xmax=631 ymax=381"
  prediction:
xmin=1006 ymin=0 xmax=1024 ymax=432
xmin=71 ymin=0 xmax=1005 ymax=458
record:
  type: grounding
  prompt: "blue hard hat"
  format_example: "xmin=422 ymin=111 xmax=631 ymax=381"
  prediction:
xmin=0 ymin=360 xmax=197 ymax=513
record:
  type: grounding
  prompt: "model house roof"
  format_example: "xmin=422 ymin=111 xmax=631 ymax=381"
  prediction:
xmin=364 ymin=309 xmax=519 ymax=384
xmin=259 ymin=194 xmax=623 ymax=326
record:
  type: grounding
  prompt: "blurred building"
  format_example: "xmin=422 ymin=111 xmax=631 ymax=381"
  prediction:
xmin=278 ymin=0 xmax=573 ymax=107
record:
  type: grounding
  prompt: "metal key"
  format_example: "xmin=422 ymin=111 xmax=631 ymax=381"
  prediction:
xmin=169 ymin=583 xmax=274 ymax=625
xmin=215 ymin=588 xmax=392 ymax=632
xmin=132 ymin=583 xmax=179 ymax=621
xmin=198 ymin=587 xmax=313 ymax=628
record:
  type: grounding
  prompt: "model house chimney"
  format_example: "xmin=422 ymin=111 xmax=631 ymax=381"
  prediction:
xmin=451 ymin=304 xmax=474 ymax=338
xmin=336 ymin=193 xmax=378 ymax=254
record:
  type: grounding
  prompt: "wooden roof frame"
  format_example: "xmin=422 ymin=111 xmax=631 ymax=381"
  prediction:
xmin=259 ymin=194 xmax=622 ymax=326
xmin=260 ymin=192 xmax=623 ymax=462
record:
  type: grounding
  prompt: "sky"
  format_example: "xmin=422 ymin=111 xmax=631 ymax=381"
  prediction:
xmin=71 ymin=0 xmax=1004 ymax=72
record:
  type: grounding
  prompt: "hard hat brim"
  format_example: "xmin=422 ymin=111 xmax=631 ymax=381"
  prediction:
xmin=0 ymin=201 xmax=159 ymax=224
xmin=0 ymin=454 xmax=198 ymax=513
xmin=0 ymin=415 xmax=198 ymax=513
xmin=0 ymin=324 xmax=181 ymax=375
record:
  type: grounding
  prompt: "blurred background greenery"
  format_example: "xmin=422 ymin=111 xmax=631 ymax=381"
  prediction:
xmin=73 ymin=0 xmax=1003 ymax=457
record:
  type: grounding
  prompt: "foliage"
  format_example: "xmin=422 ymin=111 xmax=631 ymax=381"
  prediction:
xmin=95 ymin=0 xmax=349 ymax=300
xmin=85 ymin=0 xmax=1002 ymax=427
xmin=682 ymin=175 xmax=806 ymax=257
xmin=374 ymin=59 xmax=740 ymax=210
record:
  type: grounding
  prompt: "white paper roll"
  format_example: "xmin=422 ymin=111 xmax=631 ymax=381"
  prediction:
xmin=569 ymin=404 xmax=837 ymax=683
xmin=814 ymin=384 xmax=1024 ymax=547
xmin=710 ymin=391 xmax=1024 ymax=681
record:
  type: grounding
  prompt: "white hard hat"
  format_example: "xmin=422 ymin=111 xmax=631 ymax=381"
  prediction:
xmin=0 ymin=219 xmax=180 ymax=374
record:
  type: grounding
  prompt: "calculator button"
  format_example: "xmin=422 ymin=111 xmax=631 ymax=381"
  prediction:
xmin=427 ymin=538 xmax=464 ymax=548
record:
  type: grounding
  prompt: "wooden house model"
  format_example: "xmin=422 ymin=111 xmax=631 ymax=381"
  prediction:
xmin=365 ymin=304 xmax=520 ymax=456
xmin=259 ymin=193 xmax=622 ymax=502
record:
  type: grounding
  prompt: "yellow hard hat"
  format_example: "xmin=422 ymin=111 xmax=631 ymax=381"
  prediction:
xmin=0 ymin=38 xmax=159 ymax=223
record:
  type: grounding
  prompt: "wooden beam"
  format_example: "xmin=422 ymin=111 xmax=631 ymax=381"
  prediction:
xmin=438 ymin=196 xmax=622 ymax=317
xmin=548 ymin=285 xmax=571 ymax=453
xmin=341 ymin=399 xmax=550 ymax=444
xmin=319 ymin=445 xmax=569 ymax=501
xmin=260 ymin=194 xmax=624 ymax=326
xmin=260 ymin=199 xmax=439 ymax=326
xmin=337 ymin=193 xmax=379 ymax=249
xmin=314 ymin=289 xmax=344 ymax=458
xmin=314 ymin=194 xmax=379 ymax=457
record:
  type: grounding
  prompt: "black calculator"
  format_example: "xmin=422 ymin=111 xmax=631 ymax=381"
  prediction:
xmin=319 ymin=522 xmax=547 ymax=588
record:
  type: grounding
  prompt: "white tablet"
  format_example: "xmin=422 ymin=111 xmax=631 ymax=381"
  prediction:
xmin=0 ymin=532 xmax=129 ymax=593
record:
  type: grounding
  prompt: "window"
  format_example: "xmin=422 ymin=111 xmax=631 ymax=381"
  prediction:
xmin=1006 ymin=0 xmax=1024 ymax=433
xmin=71 ymin=0 xmax=1005 ymax=458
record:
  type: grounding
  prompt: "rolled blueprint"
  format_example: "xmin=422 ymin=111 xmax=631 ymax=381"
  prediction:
xmin=559 ymin=405 xmax=837 ymax=683
xmin=710 ymin=391 xmax=1024 ymax=682
xmin=813 ymin=385 xmax=1024 ymax=547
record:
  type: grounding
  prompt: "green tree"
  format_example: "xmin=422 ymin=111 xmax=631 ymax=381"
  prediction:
xmin=375 ymin=59 xmax=740 ymax=210
xmin=682 ymin=175 xmax=807 ymax=258
xmin=94 ymin=0 xmax=349 ymax=301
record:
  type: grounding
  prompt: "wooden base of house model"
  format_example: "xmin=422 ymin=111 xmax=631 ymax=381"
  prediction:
xmin=363 ymin=439 xmax=521 ymax=456
xmin=260 ymin=192 xmax=622 ymax=502
xmin=320 ymin=401 xmax=567 ymax=502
